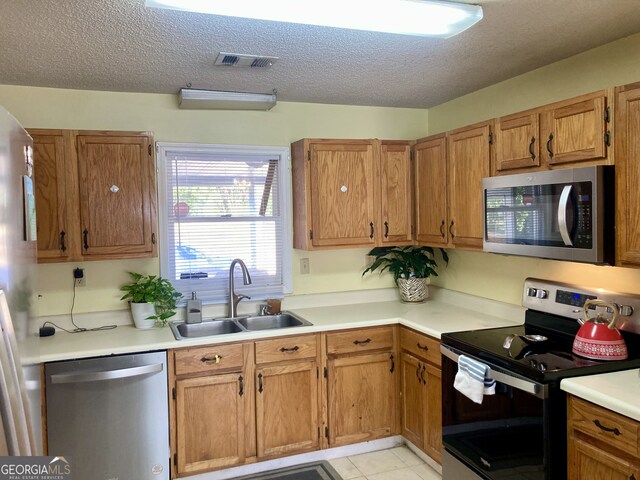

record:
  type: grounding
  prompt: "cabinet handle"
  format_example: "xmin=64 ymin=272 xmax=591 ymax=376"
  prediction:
xmin=449 ymin=220 xmax=455 ymax=239
xmin=417 ymin=342 xmax=429 ymax=352
xmin=369 ymin=222 xmax=374 ymax=239
xmin=353 ymin=338 xmax=372 ymax=346
xmin=280 ymin=346 xmax=300 ymax=353
xmin=239 ymin=375 xmax=244 ymax=397
xmin=439 ymin=220 xmax=445 ymax=239
xmin=384 ymin=221 xmax=389 ymax=239
xmin=83 ymin=228 xmax=89 ymax=250
xmin=416 ymin=362 xmax=421 ymax=382
xmin=593 ymin=419 xmax=621 ymax=436
xmin=200 ymin=354 xmax=222 ymax=364
xmin=258 ymin=373 xmax=263 ymax=394
xmin=420 ymin=364 xmax=426 ymax=385
xmin=60 ymin=230 xmax=66 ymax=252
xmin=390 ymin=354 xmax=395 ymax=373
xmin=546 ymin=133 xmax=554 ymax=159
xmin=629 ymin=475 xmax=636 ymax=480
xmin=529 ymin=136 xmax=536 ymax=161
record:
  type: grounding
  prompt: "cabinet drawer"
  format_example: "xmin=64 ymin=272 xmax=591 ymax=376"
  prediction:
xmin=400 ymin=327 xmax=441 ymax=367
xmin=255 ymin=334 xmax=317 ymax=365
xmin=569 ymin=396 xmax=639 ymax=457
xmin=174 ymin=344 xmax=244 ymax=376
xmin=326 ymin=326 xmax=394 ymax=355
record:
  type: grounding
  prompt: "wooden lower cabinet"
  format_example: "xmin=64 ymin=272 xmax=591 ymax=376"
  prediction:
xmin=175 ymin=373 xmax=246 ymax=474
xmin=327 ymin=351 xmax=397 ymax=447
xmin=568 ymin=395 xmax=640 ymax=480
xmin=256 ymin=360 xmax=319 ymax=458
xmin=400 ymin=327 xmax=442 ymax=463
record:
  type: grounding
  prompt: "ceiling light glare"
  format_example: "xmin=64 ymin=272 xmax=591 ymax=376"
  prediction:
xmin=146 ymin=0 xmax=483 ymax=38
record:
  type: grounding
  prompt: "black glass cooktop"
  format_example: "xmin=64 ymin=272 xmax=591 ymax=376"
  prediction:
xmin=442 ymin=310 xmax=640 ymax=383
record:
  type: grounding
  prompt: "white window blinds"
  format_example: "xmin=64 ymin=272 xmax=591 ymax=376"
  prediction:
xmin=157 ymin=143 xmax=292 ymax=304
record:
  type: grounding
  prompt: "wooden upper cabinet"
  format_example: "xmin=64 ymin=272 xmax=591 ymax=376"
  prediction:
xmin=30 ymin=130 xmax=76 ymax=262
xmin=29 ymin=129 xmax=157 ymax=262
xmin=542 ymin=90 xmax=610 ymax=166
xmin=447 ymin=121 xmax=493 ymax=250
xmin=379 ymin=141 xmax=413 ymax=245
xmin=77 ymin=133 xmax=156 ymax=258
xmin=494 ymin=110 xmax=540 ymax=174
xmin=615 ymin=82 xmax=640 ymax=267
xmin=414 ymin=135 xmax=448 ymax=247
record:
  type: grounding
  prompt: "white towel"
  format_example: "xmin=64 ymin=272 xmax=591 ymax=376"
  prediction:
xmin=454 ymin=354 xmax=496 ymax=405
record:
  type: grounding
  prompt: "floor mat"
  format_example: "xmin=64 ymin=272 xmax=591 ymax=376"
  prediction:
xmin=232 ymin=461 xmax=343 ymax=480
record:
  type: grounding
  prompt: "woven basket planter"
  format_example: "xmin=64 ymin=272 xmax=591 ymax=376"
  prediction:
xmin=397 ymin=277 xmax=429 ymax=303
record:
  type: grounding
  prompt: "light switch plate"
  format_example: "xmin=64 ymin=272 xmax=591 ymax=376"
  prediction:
xmin=300 ymin=257 xmax=310 ymax=275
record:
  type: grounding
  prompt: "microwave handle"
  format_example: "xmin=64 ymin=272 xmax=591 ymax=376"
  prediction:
xmin=558 ymin=185 xmax=573 ymax=246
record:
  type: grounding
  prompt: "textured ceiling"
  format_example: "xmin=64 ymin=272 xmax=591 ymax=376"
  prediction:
xmin=2 ymin=0 xmax=640 ymax=108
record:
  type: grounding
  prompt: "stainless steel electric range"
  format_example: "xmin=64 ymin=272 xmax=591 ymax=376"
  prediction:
xmin=440 ymin=278 xmax=640 ymax=480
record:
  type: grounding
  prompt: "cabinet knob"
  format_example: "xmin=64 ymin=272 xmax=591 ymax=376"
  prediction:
xmin=110 ymin=184 xmax=120 ymax=193
xmin=340 ymin=185 xmax=347 ymax=193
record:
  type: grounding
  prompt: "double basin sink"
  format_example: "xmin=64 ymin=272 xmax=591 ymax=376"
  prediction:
xmin=169 ymin=312 xmax=313 ymax=340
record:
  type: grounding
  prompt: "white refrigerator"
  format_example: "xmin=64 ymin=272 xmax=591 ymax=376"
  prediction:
xmin=0 ymin=106 xmax=38 ymax=456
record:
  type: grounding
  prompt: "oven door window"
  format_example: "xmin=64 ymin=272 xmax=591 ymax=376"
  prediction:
xmin=485 ymin=181 xmax=592 ymax=249
xmin=442 ymin=357 xmax=545 ymax=480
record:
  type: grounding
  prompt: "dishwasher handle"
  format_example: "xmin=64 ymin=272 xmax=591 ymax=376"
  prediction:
xmin=50 ymin=363 xmax=164 ymax=384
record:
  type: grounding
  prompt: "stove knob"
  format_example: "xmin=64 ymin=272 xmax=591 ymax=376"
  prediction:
xmin=538 ymin=362 xmax=547 ymax=373
xmin=535 ymin=289 xmax=549 ymax=299
xmin=527 ymin=288 xmax=538 ymax=297
xmin=619 ymin=305 xmax=634 ymax=316
xmin=529 ymin=359 xmax=538 ymax=368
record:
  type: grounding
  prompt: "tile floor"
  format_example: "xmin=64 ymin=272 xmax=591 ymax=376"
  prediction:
xmin=328 ymin=446 xmax=441 ymax=480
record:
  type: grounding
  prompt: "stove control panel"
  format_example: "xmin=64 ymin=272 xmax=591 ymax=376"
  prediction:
xmin=523 ymin=278 xmax=640 ymax=335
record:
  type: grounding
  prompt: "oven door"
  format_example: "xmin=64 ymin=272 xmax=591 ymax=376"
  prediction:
xmin=441 ymin=345 xmax=564 ymax=480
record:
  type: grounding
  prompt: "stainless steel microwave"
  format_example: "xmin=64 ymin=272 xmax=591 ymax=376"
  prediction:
xmin=482 ymin=166 xmax=614 ymax=264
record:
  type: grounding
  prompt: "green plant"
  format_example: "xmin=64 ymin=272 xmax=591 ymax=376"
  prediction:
xmin=362 ymin=246 xmax=449 ymax=285
xmin=120 ymin=272 xmax=182 ymax=326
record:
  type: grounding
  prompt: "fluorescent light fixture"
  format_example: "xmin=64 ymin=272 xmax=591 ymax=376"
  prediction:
xmin=146 ymin=0 xmax=483 ymax=38
xmin=178 ymin=89 xmax=277 ymax=110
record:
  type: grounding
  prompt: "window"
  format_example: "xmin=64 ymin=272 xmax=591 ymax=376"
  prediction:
xmin=157 ymin=143 xmax=292 ymax=304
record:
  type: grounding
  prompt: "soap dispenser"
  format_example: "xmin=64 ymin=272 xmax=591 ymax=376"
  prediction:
xmin=186 ymin=292 xmax=202 ymax=324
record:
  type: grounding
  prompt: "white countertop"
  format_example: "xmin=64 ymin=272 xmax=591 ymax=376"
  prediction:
xmin=20 ymin=287 xmax=525 ymax=364
xmin=561 ymin=369 xmax=640 ymax=422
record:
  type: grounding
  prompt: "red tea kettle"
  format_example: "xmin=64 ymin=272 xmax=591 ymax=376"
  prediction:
xmin=572 ymin=299 xmax=628 ymax=361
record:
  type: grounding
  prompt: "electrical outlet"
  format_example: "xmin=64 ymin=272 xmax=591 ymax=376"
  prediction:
xmin=73 ymin=267 xmax=85 ymax=287
xmin=300 ymin=257 xmax=310 ymax=275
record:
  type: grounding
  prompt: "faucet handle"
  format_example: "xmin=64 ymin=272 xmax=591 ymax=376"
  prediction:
xmin=259 ymin=304 xmax=271 ymax=316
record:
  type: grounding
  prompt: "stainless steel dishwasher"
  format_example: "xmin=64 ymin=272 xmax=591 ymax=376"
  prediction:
xmin=45 ymin=351 xmax=169 ymax=480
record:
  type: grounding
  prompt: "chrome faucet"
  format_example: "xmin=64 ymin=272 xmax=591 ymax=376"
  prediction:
xmin=228 ymin=258 xmax=252 ymax=318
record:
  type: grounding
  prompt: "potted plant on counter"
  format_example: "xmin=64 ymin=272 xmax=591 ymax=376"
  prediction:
xmin=120 ymin=272 xmax=182 ymax=329
xmin=362 ymin=246 xmax=448 ymax=303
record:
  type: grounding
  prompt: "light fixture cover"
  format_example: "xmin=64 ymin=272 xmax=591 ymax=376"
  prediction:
xmin=178 ymin=89 xmax=277 ymax=110
xmin=146 ymin=0 xmax=483 ymax=38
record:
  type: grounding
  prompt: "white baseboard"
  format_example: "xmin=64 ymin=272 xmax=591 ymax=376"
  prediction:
xmin=186 ymin=436 xmax=405 ymax=480
xmin=404 ymin=439 xmax=443 ymax=475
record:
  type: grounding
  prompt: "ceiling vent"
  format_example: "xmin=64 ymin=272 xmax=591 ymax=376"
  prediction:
xmin=214 ymin=52 xmax=278 ymax=68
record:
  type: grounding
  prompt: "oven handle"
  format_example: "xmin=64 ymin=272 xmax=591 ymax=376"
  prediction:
xmin=558 ymin=185 xmax=574 ymax=246
xmin=440 ymin=345 xmax=543 ymax=397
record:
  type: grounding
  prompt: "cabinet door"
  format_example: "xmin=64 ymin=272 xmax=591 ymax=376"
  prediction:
xmin=327 ymin=352 xmax=396 ymax=447
xmin=30 ymin=130 xmax=74 ymax=261
xmin=256 ymin=361 xmax=319 ymax=458
xmin=310 ymin=142 xmax=376 ymax=247
xmin=447 ymin=121 xmax=492 ymax=249
xmin=77 ymin=132 xmax=157 ymax=258
xmin=379 ymin=141 xmax=413 ymax=245
xmin=615 ymin=83 xmax=640 ymax=266
xmin=569 ymin=435 xmax=640 ymax=480
xmin=400 ymin=353 xmax=426 ymax=449
xmin=544 ymin=92 xmax=608 ymax=166
xmin=494 ymin=111 xmax=540 ymax=174
xmin=414 ymin=135 xmax=448 ymax=246
xmin=175 ymin=374 xmax=245 ymax=474
xmin=424 ymin=363 xmax=442 ymax=463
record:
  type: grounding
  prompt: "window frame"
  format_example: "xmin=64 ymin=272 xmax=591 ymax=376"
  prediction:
xmin=156 ymin=142 xmax=293 ymax=304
